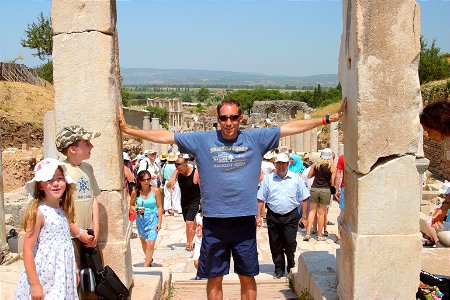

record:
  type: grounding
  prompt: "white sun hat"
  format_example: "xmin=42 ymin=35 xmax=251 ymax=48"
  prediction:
xmin=25 ymin=158 xmax=75 ymax=196
xmin=263 ymin=151 xmax=274 ymax=160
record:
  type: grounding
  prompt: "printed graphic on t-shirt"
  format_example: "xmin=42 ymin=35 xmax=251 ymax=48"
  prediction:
xmin=76 ymin=176 xmax=91 ymax=201
xmin=210 ymin=146 xmax=249 ymax=171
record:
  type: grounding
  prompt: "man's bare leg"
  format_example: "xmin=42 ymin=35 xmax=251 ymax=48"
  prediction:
xmin=207 ymin=276 xmax=223 ymax=300
xmin=239 ymin=275 xmax=257 ymax=300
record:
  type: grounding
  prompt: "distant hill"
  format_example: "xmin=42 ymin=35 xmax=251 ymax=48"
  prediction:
xmin=121 ymin=68 xmax=339 ymax=87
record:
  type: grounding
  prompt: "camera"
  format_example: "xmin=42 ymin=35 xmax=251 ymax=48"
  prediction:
xmin=137 ymin=207 xmax=145 ymax=215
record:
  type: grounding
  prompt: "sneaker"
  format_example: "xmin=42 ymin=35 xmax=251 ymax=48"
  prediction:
xmin=164 ymin=212 xmax=170 ymax=216
xmin=173 ymin=213 xmax=180 ymax=217
xmin=194 ymin=275 xmax=205 ymax=280
xmin=310 ymin=230 xmax=316 ymax=236
xmin=303 ymin=234 xmax=310 ymax=241
xmin=317 ymin=236 xmax=327 ymax=241
xmin=273 ymin=272 xmax=284 ymax=279
xmin=324 ymin=230 xmax=329 ymax=237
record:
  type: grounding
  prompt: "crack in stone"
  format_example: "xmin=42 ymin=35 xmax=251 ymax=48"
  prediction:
xmin=53 ymin=30 xmax=114 ymax=37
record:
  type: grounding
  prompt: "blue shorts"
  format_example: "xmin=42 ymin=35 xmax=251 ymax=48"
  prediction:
xmin=197 ymin=216 xmax=259 ymax=278
xmin=339 ymin=188 xmax=345 ymax=210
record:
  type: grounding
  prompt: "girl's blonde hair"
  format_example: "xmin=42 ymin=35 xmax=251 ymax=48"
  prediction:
xmin=22 ymin=166 xmax=75 ymax=231
xmin=314 ymin=158 xmax=333 ymax=170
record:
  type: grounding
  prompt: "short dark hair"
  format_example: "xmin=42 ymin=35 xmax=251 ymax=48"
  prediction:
xmin=216 ymin=99 xmax=242 ymax=116
xmin=420 ymin=100 xmax=450 ymax=136
xmin=61 ymin=139 xmax=81 ymax=156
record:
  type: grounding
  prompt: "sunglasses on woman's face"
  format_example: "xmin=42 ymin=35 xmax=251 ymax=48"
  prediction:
xmin=140 ymin=178 xmax=151 ymax=182
xmin=218 ymin=114 xmax=240 ymax=122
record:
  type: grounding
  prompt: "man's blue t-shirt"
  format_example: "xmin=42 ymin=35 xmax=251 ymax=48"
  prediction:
xmin=175 ymin=128 xmax=280 ymax=218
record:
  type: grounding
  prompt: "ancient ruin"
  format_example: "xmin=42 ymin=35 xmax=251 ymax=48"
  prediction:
xmin=1 ymin=0 xmax=439 ymax=298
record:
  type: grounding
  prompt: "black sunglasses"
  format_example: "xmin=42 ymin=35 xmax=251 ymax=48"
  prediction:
xmin=218 ymin=114 xmax=240 ymax=122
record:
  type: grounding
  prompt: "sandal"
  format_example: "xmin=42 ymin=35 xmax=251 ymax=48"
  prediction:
xmin=185 ymin=244 xmax=193 ymax=252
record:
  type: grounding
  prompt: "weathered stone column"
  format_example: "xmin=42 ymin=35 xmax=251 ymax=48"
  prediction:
xmin=43 ymin=111 xmax=58 ymax=159
xmin=0 ymin=133 xmax=8 ymax=253
xmin=298 ymin=133 xmax=304 ymax=152
xmin=336 ymin=0 xmax=421 ymax=298
xmin=52 ymin=0 xmax=132 ymax=287
xmin=285 ymin=135 xmax=291 ymax=151
xmin=310 ymin=129 xmax=317 ymax=152
xmin=142 ymin=116 xmax=151 ymax=151
xmin=303 ymin=114 xmax=311 ymax=152
xmin=329 ymin=122 xmax=339 ymax=158
xmin=151 ymin=117 xmax=161 ymax=154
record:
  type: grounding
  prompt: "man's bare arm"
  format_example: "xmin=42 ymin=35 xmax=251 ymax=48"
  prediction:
xmin=280 ymin=97 xmax=347 ymax=138
xmin=118 ymin=106 xmax=175 ymax=144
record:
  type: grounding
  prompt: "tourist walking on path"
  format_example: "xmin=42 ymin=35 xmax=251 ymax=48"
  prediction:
xmin=15 ymin=158 xmax=78 ymax=300
xmin=138 ymin=149 xmax=160 ymax=187
xmin=162 ymin=153 xmax=181 ymax=216
xmin=304 ymin=148 xmax=336 ymax=242
xmin=167 ymin=157 xmax=201 ymax=251
xmin=334 ymin=154 xmax=345 ymax=243
xmin=130 ymin=170 xmax=163 ymax=267
xmin=256 ymin=153 xmax=310 ymax=279
xmin=119 ymin=97 xmax=346 ymax=300
xmin=288 ymin=153 xmax=305 ymax=176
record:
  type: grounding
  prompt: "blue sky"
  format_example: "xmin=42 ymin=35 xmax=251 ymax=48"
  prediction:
xmin=0 ymin=0 xmax=449 ymax=77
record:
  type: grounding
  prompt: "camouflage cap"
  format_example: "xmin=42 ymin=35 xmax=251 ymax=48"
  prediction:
xmin=55 ymin=125 xmax=101 ymax=152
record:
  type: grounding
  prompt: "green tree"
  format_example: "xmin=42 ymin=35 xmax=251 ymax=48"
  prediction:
xmin=419 ymin=36 xmax=450 ymax=84
xmin=35 ymin=61 xmax=53 ymax=83
xmin=21 ymin=12 xmax=52 ymax=60
xmin=181 ymin=93 xmax=193 ymax=102
xmin=21 ymin=12 xmax=53 ymax=83
xmin=145 ymin=106 xmax=169 ymax=128
xmin=197 ymin=87 xmax=210 ymax=102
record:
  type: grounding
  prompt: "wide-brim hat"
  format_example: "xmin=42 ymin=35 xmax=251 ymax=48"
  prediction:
xmin=167 ymin=153 xmax=177 ymax=162
xmin=25 ymin=158 xmax=75 ymax=196
xmin=160 ymin=152 xmax=169 ymax=160
xmin=263 ymin=151 xmax=274 ymax=160
xmin=55 ymin=125 xmax=100 ymax=152
xmin=320 ymin=148 xmax=333 ymax=160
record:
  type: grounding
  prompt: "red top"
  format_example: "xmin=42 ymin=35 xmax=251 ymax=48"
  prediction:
xmin=336 ymin=155 xmax=345 ymax=188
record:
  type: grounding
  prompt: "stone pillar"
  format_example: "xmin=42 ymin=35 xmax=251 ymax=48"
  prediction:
xmin=142 ymin=116 xmax=151 ymax=151
xmin=330 ymin=122 xmax=339 ymax=163
xmin=0 ymin=133 xmax=8 ymax=253
xmin=151 ymin=118 xmax=161 ymax=154
xmin=298 ymin=133 xmax=304 ymax=152
xmin=310 ymin=130 xmax=317 ymax=152
xmin=285 ymin=135 xmax=291 ymax=151
xmin=336 ymin=0 xmax=421 ymax=299
xmin=52 ymin=0 xmax=132 ymax=287
xmin=303 ymin=114 xmax=311 ymax=152
xmin=43 ymin=111 xmax=58 ymax=159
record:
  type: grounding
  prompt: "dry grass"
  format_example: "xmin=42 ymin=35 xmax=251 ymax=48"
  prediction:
xmin=295 ymin=101 xmax=342 ymax=119
xmin=0 ymin=81 xmax=54 ymax=125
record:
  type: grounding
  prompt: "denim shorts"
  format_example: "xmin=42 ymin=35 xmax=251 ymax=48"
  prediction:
xmin=197 ymin=216 xmax=259 ymax=278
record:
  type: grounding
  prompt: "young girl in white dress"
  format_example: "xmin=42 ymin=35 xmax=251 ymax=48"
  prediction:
xmin=15 ymin=158 xmax=78 ymax=300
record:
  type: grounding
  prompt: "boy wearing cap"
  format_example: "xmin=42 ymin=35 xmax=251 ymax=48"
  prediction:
xmin=55 ymin=125 xmax=101 ymax=270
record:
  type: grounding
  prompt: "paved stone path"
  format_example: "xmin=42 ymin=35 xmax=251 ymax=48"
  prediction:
xmin=0 ymin=202 xmax=341 ymax=299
